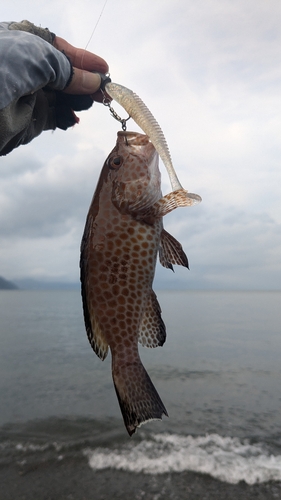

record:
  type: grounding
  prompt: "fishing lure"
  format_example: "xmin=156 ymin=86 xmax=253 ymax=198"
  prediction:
xmin=98 ymin=75 xmax=201 ymax=204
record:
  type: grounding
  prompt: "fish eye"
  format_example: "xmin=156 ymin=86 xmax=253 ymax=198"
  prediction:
xmin=108 ymin=155 xmax=123 ymax=169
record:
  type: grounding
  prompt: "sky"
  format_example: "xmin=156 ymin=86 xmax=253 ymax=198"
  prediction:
xmin=1 ymin=0 xmax=281 ymax=290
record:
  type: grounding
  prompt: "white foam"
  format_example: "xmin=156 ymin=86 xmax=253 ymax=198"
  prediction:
xmin=13 ymin=441 xmax=62 ymax=453
xmin=84 ymin=433 xmax=281 ymax=484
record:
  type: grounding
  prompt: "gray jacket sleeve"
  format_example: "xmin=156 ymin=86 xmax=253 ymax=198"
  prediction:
xmin=0 ymin=20 xmax=92 ymax=156
xmin=0 ymin=21 xmax=72 ymax=110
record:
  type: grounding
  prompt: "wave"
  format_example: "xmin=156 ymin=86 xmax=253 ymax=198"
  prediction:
xmin=84 ymin=433 xmax=281 ymax=485
xmin=2 ymin=418 xmax=281 ymax=485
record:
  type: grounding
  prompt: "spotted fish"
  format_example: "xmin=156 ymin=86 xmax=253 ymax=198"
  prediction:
xmin=80 ymin=131 xmax=200 ymax=436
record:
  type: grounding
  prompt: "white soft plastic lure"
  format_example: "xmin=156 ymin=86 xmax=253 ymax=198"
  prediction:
xmin=105 ymin=82 xmax=201 ymax=205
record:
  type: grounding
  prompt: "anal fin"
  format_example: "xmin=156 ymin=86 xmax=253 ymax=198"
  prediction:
xmin=138 ymin=290 xmax=166 ymax=348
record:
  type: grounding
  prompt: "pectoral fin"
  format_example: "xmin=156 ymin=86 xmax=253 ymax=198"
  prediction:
xmin=136 ymin=189 xmax=200 ymax=223
xmin=159 ymin=229 xmax=189 ymax=271
xmin=153 ymin=189 xmax=201 ymax=217
xmin=138 ymin=290 xmax=166 ymax=348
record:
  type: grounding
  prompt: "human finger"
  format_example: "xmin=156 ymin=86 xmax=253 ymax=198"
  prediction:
xmin=54 ymin=36 xmax=109 ymax=73
xmin=63 ymin=68 xmax=102 ymax=95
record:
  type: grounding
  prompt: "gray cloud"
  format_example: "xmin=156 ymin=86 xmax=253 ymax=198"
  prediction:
xmin=1 ymin=0 xmax=281 ymax=289
xmin=0 ymin=146 xmax=105 ymax=239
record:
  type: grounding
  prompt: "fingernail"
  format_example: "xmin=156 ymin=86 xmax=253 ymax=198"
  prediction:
xmin=82 ymin=72 xmax=101 ymax=93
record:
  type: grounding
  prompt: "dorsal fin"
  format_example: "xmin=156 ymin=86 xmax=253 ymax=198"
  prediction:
xmin=85 ymin=312 xmax=109 ymax=360
xmin=81 ymin=278 xmax=109 ymax=360
xmin=80 ymin=218 xmax=109 ymax=361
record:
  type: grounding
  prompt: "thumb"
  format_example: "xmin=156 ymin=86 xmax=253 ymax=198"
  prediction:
xmin=63 ymin=68 xmax=101 ymax=95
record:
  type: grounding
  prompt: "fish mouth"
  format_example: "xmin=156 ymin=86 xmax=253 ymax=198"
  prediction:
xmin=117 ymin=131 xmax=146 ymax=137
xmin=117 ymin=131 xmax=150 ymax=146
xmin=116 ymin=131 xmax=156 ymax=165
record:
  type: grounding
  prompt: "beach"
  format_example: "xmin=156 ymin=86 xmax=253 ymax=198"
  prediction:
xmin=2 ymin=459 xmax=281 ymax=500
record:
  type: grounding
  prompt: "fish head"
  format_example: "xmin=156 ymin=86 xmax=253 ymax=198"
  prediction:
xmin=105 ymin=132 xmax=161 ymax=213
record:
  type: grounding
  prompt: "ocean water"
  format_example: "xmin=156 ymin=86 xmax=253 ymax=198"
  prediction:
xmin=0 ymin=289 xmax=281 ymax=491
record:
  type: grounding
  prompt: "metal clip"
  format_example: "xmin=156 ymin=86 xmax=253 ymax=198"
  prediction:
xmin=101 ymin=90 xmax=131 ymax=131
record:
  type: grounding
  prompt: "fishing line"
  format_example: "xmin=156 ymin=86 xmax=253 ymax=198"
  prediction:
xmin=80 ymin=0 xmax=109 ymax=72
xmin=83 ymin=0 xmax=130 ymax=131
xmin=85 ymin=0 xmax=109 ymax=49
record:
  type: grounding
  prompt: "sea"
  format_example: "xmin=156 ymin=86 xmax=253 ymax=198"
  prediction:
xmin=0 ymin=289 xmax=281 ymax=499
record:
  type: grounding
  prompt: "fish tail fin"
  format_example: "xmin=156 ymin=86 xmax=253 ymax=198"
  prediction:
xmin=112 ymin=358 xmax=168 ymax=436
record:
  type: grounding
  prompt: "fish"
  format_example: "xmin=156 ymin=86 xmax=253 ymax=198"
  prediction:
xmin=80 ymin=131 xmax=200 ymax=436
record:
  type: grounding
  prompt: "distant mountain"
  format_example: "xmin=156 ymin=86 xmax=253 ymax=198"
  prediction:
xmin=0 ymin=276 xmax=19 ymax=290
xmin=13 ymin=278 xmax=80 ymax=290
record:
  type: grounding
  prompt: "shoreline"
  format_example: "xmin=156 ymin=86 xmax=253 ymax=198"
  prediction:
xmin=1 ymin=456 xmax=281 ymax=500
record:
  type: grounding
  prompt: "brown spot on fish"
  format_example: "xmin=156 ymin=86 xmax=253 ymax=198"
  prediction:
xmin=80 ymin=131 xmax=198 ymax=436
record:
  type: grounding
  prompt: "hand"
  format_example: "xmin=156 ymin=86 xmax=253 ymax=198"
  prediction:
xmin=54 ymin=37 xmax=109 ymax=100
